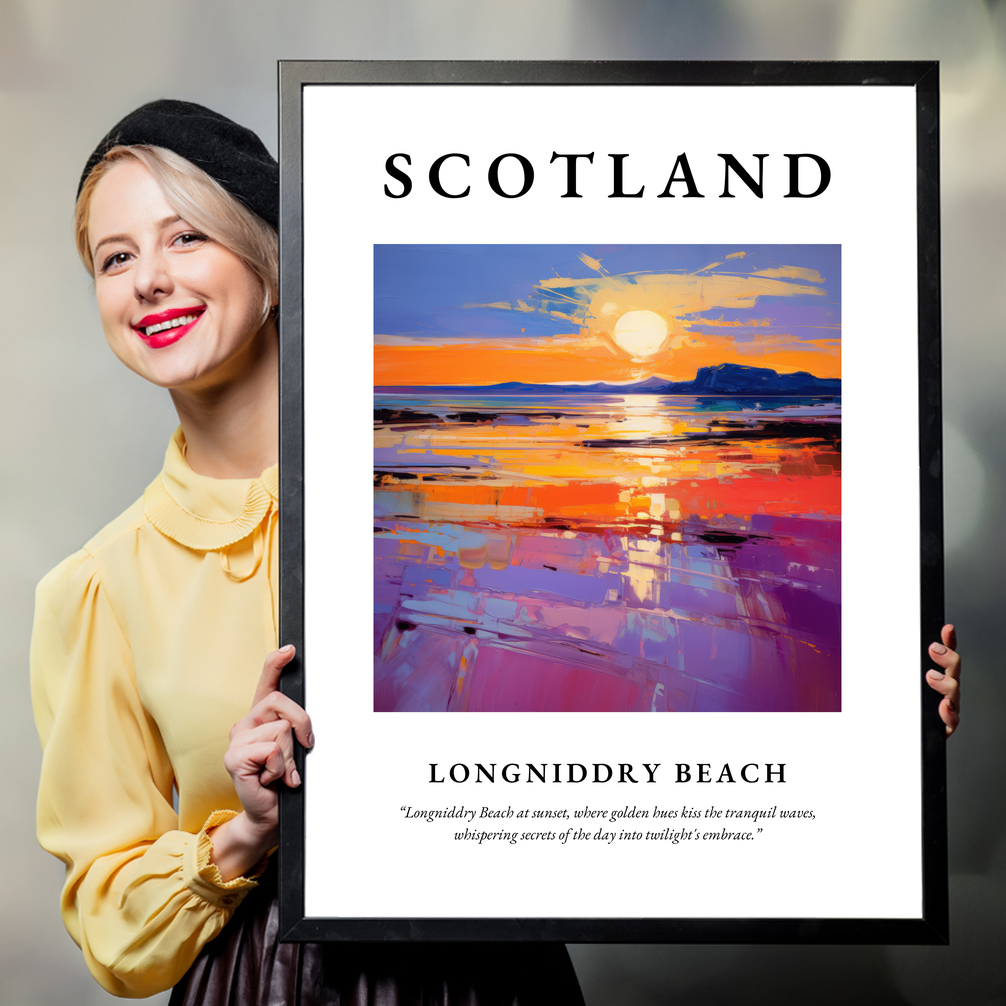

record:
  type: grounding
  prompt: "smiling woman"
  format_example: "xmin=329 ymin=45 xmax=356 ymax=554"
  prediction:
xmin=72 ymin=143 xmax=278 ymax=459
xmin=84 ymin=158 xmax=271 ymax=395
xmin=30 ymin=99 xmax=585 ymax=1004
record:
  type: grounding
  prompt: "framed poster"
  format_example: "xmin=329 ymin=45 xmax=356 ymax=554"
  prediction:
xmin=277 ymin=61 xmax=946 ymax=943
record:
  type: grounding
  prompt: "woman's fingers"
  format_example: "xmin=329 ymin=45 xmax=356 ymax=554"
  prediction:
xmin=223 ymin=644 xmax=312 ymax=813
xmin=926 ymin=682 xmax=961 ymax=736
xmin=258 ymin=741 xmax=289 ymax=788
xmin=242 ymin=644 xmax=314 ymax=749
xmin=224 ymin=738 xmax=287 ymax=788
xmin=230 ymin=719 xmax=302 ymax=788
xmin=232 ymin=689 xmax=314 ymax=750
xmin=941 ymin=623 xmax=958 ymax=653
xmin=252 ymin=644 xmax=296 ymax=706
xmin=218 ymin=646 xmax=309 ymax=846
xmin=928 ymin=629 xmax=961 ymax=684
xmin=256 ymin=691 xmax=313 ymax=749
xmin=926 ymin=667 xmax=959 ymax=705
xmin=926 ymin=623 xmax=961 ymax=737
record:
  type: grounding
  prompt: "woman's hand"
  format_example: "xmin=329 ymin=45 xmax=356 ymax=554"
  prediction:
xmin=926 ymin=624 xmax=961 ymax=738
xmin=209 ymin=645 xmax=314 ymax=881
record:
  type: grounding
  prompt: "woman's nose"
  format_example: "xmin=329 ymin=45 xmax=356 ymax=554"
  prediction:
xmin=133 ymin=249 xmax=173 ymax=302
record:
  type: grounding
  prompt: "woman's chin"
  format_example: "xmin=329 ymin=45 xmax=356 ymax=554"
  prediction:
xmin=110 ymin=322 xmax=273 ymax=395
xmin=122 ymin=353 xmax=218 ymax=392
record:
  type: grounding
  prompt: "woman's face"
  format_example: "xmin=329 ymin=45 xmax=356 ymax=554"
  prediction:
xmin=87 ymin=158 xmax=270 ymax=392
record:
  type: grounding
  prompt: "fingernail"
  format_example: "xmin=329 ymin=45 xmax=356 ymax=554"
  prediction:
xmin=280 ymin=644 xmax=295 ymax=654
xmin=292 ymin=768 xmax=301 ymax=787
xmin=928 ymin=670 xmax=945 ymax=680
xmin=306 ymin=732 xmax=315 ymax=748
xmin=931 ymin=643 xmax=947 ymax=655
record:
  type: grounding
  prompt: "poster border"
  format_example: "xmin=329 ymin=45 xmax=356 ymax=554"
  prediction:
xmin=277 ymin=60 xmax=946 ymax=944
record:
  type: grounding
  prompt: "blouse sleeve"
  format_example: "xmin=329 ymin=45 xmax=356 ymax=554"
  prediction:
xmin=31 ymin=549 xmax=262 ymax=998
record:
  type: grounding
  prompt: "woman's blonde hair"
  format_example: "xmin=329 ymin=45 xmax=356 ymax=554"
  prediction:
xmin=75 ymin=145 xmax=278 ymax=323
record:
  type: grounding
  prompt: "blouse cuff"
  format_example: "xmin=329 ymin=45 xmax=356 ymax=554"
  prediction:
xmin=183 ymin=810 xmax=269 ymax=909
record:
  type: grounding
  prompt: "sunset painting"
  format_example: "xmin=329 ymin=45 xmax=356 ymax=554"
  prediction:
xmin=374 ymin=245 xmax=841 ymax=712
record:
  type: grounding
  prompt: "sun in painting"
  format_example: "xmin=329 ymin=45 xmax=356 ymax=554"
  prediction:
xmin=611 ymin=309 xmax=668 ymax=359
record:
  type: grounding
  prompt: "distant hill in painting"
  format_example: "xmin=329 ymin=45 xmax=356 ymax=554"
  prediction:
xmin=377 ymin=363 xmax=841 ymax=396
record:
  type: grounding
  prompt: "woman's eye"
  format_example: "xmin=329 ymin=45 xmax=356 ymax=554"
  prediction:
xmin=173 ymin=231 xmax=208 ymax=248
xmin=101 ymin=251 xmax=131 ymax=273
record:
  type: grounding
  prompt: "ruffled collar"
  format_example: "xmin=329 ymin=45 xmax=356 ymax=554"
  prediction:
xmin=143 ymin=428 xmax=278 ymax=551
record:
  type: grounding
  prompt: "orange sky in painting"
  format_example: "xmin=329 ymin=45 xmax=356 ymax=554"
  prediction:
xmin=375 ymin=336 xmax=842 ymax=385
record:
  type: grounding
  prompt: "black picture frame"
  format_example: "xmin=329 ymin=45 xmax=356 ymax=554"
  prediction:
xmin=277 ymin=60 xmax=945 ymax=944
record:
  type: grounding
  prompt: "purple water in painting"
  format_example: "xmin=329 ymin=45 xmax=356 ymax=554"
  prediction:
xmin=375 ymin=514 xmax=839 ymax=712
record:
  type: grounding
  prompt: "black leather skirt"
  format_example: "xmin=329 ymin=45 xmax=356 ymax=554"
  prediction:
xmin=169 ymin=869 xmax=585 ymax=1006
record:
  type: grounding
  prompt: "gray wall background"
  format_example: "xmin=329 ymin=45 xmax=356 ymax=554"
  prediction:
xmin=1 ymin=2 xmax=1003 ymax=1003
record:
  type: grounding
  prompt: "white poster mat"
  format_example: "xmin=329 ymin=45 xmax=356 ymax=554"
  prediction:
xmin=301 ymin=84 xmax=919 ymax=920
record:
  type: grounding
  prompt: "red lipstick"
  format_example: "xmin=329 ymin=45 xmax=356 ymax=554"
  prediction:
xmin=132 ymin=306 xmax=205 ymax=349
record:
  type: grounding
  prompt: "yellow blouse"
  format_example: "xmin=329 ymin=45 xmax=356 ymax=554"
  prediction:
xmin=31 ymin=429 xmax=279 ymax=998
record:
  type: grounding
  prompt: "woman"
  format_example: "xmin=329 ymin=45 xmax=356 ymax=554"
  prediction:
xmin=31 ymin=100 xmax=586 ymax=1003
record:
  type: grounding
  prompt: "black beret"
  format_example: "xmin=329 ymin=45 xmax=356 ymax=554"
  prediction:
xmin=77 ymin=99 xmax=278 ymax=228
